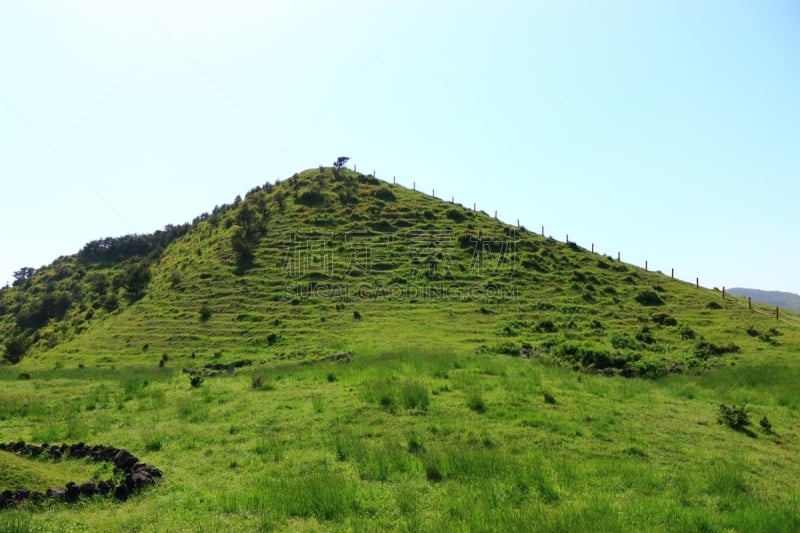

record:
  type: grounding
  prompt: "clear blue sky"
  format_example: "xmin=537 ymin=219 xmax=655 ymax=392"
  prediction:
xmin=2 ymin=1 xmax=799 ymax=293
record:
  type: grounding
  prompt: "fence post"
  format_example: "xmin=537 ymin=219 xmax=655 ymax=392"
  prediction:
xmin=748 ymin=297 xmax=752 ymax=310
xmin=696 ymin=278 xmax=699 ymax=289
xmin=451 ymin=196 xmax=454 ymax=204
xmin=617 ymin=252 xmax=620 ymax=261
xmin=671 ymin=268 xmax=674 ymax=279
xmin=413 ymin=181 xmax=415 ymax=191
xmin=645 ymin=260 xmax=648 ymax=271
xmin=517 ymin=219 xmax=519 ymax=227
xmin=566 ymin=234 xmax=569 ymax=243
xmin=393 ymin=176 xmax=395 ymax=184
xmin=541 ymin=226 xmax=544 ymax=236
xmin=494 ymin=210 xmax=497 ymax=219
xmin=722 ymin=287 xmax=725 ymax=299
xmin=591 ymin=243 xmax=594 ymax=253
xmin=474 ymin=203 xmax=476 ymax=211
xmin=777 ymin=307 xmax=780 ymax=319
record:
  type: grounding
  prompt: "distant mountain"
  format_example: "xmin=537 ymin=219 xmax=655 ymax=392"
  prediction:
xmin=727 ymin=288 xmax=800 ymax=313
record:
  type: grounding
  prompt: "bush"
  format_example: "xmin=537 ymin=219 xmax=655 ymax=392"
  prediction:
xmin=353 ymin=310 xmax=362 ymax=320
xmin=635 ymin=326 xmax=655 ymax=345
xmin=373 ymin=187 xmax=396 ymax=201
xmin=266 ymin=333 xmax=278 ymax=346
xmin=652 ymin=313 xmax=678 ymax=326
xmin=536 ymin=319 xmax=557 ymax=333
xmin=445 ymin=208 xmax=466 ymax=222
xmin=635 ymin=290 xmax=664 ymax=306
xmin=706 ymin=301 xmax=723 ymax=310
xmin=296 ymin=188 xmax=325 ymax=206
xmin=695 ymin=341 xmax=739 ymax=359
xmin=199 ymin=303 xmax=212 ymax=322
xmin=611 ymin=334 xmax=637 ymax=350
xmin=543 ymin=391 xmax=557 ymax=405
xmin=467 ymin=392 xmax=487 ymax=414
xmin=189 ymin=375 xmax=204 ymax=388
xmin=759 ymin=416 xmax=773 ymax=435
xmin=718 ymin=404 xmax=750 ymax=431
xmin=679 ymin=326 xmax=695 ymax=340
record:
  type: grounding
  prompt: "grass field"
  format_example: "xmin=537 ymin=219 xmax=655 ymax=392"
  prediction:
xmin=2 ymin=345 xmax=799 ymax=531
xmin=2 ymin=168 xmax=799 ymax=531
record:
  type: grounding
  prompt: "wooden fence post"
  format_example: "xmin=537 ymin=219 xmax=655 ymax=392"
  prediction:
xmin=474 ymin=203 xmax=476 ymax=211
xmin=566 ymin=234 xmax=569 ymax=243
xmin=645 ymin=260 xmax=648 ymax=271
xmin=393 ymin=176 xmax=395 ymax=184
xmin=671 ymin=268 xmax=674 ymax=279
xmin=722 ymin=287 xmax=725 ymax=299
xmin=777 ymin=307 xmax=780 ymax=319
xmin=494 ymin=210 xmax=497 ymax=219
xmin=541 ymin=226 xmax=544 ymax=236
xmin=413 ymin=181 xmax=415 ymax=191
xmin=748 ymin=297 xmax=752 ymax=310
xmin=696 ymin=278 xmax=699 ymax=289
xmin=617 ymin=252 xmax=620 ymax=261
xmin=591 ymin=243 xmax=594 ymax=253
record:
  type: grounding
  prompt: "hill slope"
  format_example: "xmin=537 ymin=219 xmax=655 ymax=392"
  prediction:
xmin=2 ymin=167 xmax=800 ymax=531
xmin=728 ymin=288 xmax=800 ymax=313
xmin=2 ymin=167 xmax=798 ymax=376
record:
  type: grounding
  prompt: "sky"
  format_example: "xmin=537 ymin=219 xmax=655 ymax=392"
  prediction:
xmin=1 ymin=0 xmax=799 ymax=293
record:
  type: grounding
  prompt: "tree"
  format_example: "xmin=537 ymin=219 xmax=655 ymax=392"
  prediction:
xmin=12 ymin=267 xmax=35 ymax=286
xmin=333 ymin=156 xmax=350 ymax=171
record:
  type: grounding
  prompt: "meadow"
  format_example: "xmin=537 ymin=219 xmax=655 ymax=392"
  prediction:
xmin=2 ymin=342 xmax=799 ymax=532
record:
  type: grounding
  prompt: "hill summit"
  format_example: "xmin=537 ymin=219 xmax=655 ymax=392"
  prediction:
xmin=0 ymin=167 xmax=795 ymax=374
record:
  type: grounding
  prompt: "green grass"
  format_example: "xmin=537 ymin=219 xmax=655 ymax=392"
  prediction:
xmin=1 ymin=347 xmax=799 ymax=530
xmin=1 ymin=167 xmax=799 ymax=530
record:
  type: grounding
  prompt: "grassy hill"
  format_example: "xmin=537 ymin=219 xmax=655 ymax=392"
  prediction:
xmin=1 ymin=167 xmax=799 ymax=531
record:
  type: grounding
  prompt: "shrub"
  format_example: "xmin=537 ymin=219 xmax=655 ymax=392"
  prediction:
xmin=543 ymin=391 xmax=557 ymax=405
xmin=635 ymin=290 xmax=664 ymax=306
xmin=199 ymin=303 xmax=212 ymax=322
xmin=759 ymin=416 xmax=773 ymax=435
xmin=493 ymin=341 xmax=519 ymax=356
xmin=536 ymin=319 xmax=557 ymax=333
xmin=627 ymin=358 xmax=668 ymax=379
xmin=266 ymin=333 xmax=278 ymax=346
xmin=445 ymin=208 xmax=466 ymax=222
xmin=635 ymin=326 xmax=655 ymax=345
xmin=718 ymin=404 xmax=750 ymax=431
xmin=353 ymin=310 xmax=362 ymax=320
xmin=706 ymin=301 xmax=723 ymax=310
xmin=373 ymin=187 xmax=396 ymax=201
xmin=407 ymin=432 xmax=425 ymax=454
xmin=610 ymin=334 xmax=637 ymax=350
xmin=467 ymin=392 xmax=487 ymax=414
xmin=296 ymin=188 xmax=325 ymax=206
xmin=189 ymin=375 xmax=204 ymax=388
xmin=695 ymin=341 xmax=739 ymax=359
xmin=652 ymin=313 xmax=678 ymax=327
xmin=679 ymin=326 xmax=695 ymax=340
